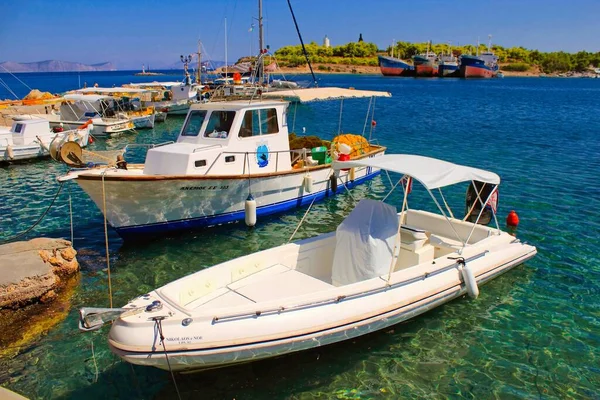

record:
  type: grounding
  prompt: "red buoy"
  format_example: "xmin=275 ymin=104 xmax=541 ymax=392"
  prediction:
xmin=371 ymin=120 xmax=377 ymax=127
xmin=506 ymin=210 xmax=519 ymax=227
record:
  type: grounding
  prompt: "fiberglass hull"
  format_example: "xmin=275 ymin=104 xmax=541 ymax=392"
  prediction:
xmin=107 ymin=229 xmax=537 ymax=371
xmin=75 ymin=149 xmax=385 ymax=240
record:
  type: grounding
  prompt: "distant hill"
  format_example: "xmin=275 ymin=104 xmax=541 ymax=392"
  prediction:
xmin=0 ymin=60 xmax=116 ymax=73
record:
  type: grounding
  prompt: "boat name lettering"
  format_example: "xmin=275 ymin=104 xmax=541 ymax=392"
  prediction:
xmin=180 ymin=185 xmax=229 ymax=191
xmin=165 ymin=336 xmax=203 ymax=344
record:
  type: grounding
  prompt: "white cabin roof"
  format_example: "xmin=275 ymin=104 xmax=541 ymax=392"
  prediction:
xmin=262 ymin=87 xmax=391 ymax=103
xmin=126 ymin=82 xmax=189 ymax=88
xmin=189 ymin=99 xmax=288 ymax=111
xmin=333 ymin=154 xmax=500 ymax=189
xmin=64 ymin=94 xmax=113 ymax=102
xmin=74 ymin=87 xmax=151 ymax=94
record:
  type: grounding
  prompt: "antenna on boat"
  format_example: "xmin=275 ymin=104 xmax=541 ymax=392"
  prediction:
xmin=391 ymin=39 xmax=395 ymax=58
xmin=196 ymin=40 xmax=202 ymax=84
xmin=225 ymin=18 xmax=228 ymax=82
xmin=476 ymin=37 xmax=480 ymax=56
xmin=487 ymin=34 xmax=492 ymax=52
xmin=286 ymin=0 xmax=318 ymax=87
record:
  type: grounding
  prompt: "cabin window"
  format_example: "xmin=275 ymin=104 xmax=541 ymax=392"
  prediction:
xmin=195 ymin=159 xmax=207 ymax=167
xmin=14 ymin=124 xmax=23 ymax=133
xmin=239 ymin=108 xmax=278 ymax=138
xmin=204 ymin=111 xmax=236 ymax=139
xmin=182 ymin=110 xmax=207 ymax=136
xmin=225 ymin=155 xmax=235 ymax=163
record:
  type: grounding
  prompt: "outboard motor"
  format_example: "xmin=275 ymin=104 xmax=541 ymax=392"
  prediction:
xmin=465 ymin=181 xmax=497 ymax=225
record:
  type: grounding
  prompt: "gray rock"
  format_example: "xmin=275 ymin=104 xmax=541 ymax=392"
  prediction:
xmin=0 ymin=238 xmax=79 ymax=308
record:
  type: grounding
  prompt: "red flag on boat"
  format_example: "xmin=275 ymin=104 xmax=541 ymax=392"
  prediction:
xmin=402 ymin=176 xmax=413 ymax=194
xmin=486 ymin=188 xmax=498 ymax=213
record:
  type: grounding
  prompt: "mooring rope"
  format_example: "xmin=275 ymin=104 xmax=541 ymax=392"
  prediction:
xmin=154 ymin=317 xmax=182 ymax=400
xmin=0 ymin=182 xmax=64 ymax=244
xmin=101 ymin=171 xmax=113 ymax=308
xmin=287 ymin=175 xmax=329 ymax=243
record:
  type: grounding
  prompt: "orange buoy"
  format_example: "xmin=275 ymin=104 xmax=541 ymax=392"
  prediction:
xmin=506 ymin=210 xmax=519 ymax=227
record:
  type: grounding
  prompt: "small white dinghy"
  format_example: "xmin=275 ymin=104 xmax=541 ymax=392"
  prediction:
xmin=79 ymin=154 xmax=537 ymax=372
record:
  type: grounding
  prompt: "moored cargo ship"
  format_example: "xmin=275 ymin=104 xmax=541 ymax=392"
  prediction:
xmin=412 ymin=42 xmax=438 ymax=77
xmin=378 ymin=55 xmax=414 ymax=77
xmin=459 ymin=36 xmax=499 ymax=78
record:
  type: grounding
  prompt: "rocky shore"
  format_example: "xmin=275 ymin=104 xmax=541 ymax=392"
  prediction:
xmin=0 ymin=238 xmax=79 ymax=308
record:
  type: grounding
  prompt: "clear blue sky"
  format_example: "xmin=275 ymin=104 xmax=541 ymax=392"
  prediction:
xmin=1 ymin=0 xmax=599 ymax=69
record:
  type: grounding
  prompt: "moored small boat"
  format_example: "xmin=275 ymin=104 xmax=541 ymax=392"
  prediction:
xmin=0 ymin=118 xmax=90 ymax=162
xmin=78 ymin=154 xmax=537 ymax=371
xmin=58 ymin=87 xmax=390 ymax=241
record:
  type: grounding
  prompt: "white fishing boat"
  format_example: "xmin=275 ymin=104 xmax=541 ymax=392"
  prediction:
xmin=58 ymin=87 xmax=390 ymax=240
xmin=0 ymin=118 xmax=90 ymax=162
xmin=124 ymin=81 xmax=205 ymax=115
xmin=15 ymin=94 xmax=135 ymax=136
xmin=78 ymin=154 xmax=537 ymax=371
xmin=70 ymin=87 xmax=157 ymax=129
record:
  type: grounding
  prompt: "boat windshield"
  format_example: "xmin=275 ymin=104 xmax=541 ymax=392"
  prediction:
xmin=204 ymin=110 xmax=236 ymax=139
xmin=181 ymin=110 xmax=207 ymax=136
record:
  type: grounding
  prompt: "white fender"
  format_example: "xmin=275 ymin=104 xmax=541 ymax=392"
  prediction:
xmin=245 ymin=194 xmax=257 ymax=227
xmin=461 ymin=264 xmax=479 ymax=299
xmin=349 ymin=167 xmax=356 ymax=181
xmin=6 ymin=144 xmax=14 ymax=160
xmin=304 ymin=173 xmax=313 ymax=193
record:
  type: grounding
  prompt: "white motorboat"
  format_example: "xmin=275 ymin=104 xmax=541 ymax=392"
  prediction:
xmin=0 ymin=118 xmax=90 ymax=162
xmin=78 ymin=154 xmax=537 ymax=372
xmin=70 ymin=88 xmax=157 ymax=129
xmin=17 ymin=94 xmax=135 ymax=136
xmin=58 ymin=87 xmax=390 ymax=241
xmin=124 ymin=81 xmax=205 ymax=115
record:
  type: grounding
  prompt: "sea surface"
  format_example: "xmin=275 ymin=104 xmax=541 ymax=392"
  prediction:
xmin=0 ymin=72 xmax=599 ymax=399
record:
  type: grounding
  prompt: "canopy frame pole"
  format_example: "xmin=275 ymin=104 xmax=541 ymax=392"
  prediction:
xmin=426 ymin=188 xmax=467 ymax=252
xmin=381 ymin=175 xmax=403 ymax=203
xmin=386 ymin=176 xmax=409 ymax=284
xmin=337 ymin=99 xmax=344 ymax=134
xmin=438 ymin=188 xmax=454 ymax=219
xmin=464 ymin=183 xmax=500 ymax=245
xmin=462 ymin=181 xmax=487 ymax=222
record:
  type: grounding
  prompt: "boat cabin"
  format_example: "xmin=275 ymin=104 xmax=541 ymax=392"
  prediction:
xmin=144 ymin=100 xmax=292 ymax=176
xmin=0 ymin=119 xmax=52 ymax=146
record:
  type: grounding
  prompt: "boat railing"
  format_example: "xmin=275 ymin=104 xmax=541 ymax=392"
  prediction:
xmin=210 ymin=251 xmax=489 ymax=323
xmin=208 ymin=148 xmax=312 ymax=175
xmin=123 ymin=141 xmax=174 ymax=153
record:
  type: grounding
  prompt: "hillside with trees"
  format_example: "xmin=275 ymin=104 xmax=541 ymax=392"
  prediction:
xmin=271 ymin=40 xmax=600 ymax=73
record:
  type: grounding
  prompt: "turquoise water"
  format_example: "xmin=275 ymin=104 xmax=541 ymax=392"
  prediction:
xmin=1 ymin=74 xmax=600 ymax=399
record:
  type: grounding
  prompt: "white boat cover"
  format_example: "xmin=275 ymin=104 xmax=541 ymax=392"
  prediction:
xmin=331 ymin=199 xmax=398 ymax=286
xmin=262 ymin=87 xmax=391 ymax=103
xmin=63 ymin=94 xmax=113 ymax=102
xmin=333 ymin=154 xmax=500 ymax=189
xmin=74 ymin=87 xmax=150 ymax=94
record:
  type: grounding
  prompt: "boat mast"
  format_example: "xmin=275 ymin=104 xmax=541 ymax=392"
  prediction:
xmin=225 ymin=18 xmax=228 ymax=81
xmin=258 ymin=0 xmax=265 ymax=84
xmin=391 ymin=39 xmax=395 ymax=58
xmin=487 ymin=34 xmax=492 ymax=53
xmin=196 ymin=40 xmax=202 ymax=84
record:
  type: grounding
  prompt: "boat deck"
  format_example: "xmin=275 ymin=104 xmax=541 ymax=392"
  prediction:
xmin=185 ymin=264 xmax=333 ymax=310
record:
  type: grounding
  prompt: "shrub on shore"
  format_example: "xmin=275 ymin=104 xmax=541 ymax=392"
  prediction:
xmin=502 ymin=63 xmax=531 ymax=72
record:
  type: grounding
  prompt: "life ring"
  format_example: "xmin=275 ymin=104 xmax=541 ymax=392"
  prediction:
xmin=77 ymin=119 xmax=94 ymax=130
